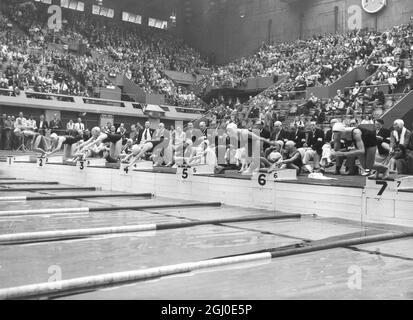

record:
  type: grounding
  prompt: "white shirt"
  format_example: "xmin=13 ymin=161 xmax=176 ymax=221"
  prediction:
xmin=74 ymin=122 xmax=85 ymax=131
xmin=14 ymin=117 xmax=27 ymax=129
xmin=26 ymin=119 xmax=37 ymax=130
xmin=141 ymin=128 xmax=152 ymax=144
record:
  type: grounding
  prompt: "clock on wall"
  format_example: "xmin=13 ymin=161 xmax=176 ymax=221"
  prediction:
xmin=361 ymin=0 xmax=387 ymax=14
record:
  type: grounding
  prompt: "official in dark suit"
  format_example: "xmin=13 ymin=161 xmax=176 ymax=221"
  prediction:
xmin=255 ymin=120 xmax=271 ymax=153
xmin=49 ymin=114 xmax=62 ymax=134
xmin=374 ymin=119 xmax=391 ymax=156
xmin=291 ymin=125 xmax=306 ymax=148
xmin=307 ymin=122 xmax=325 ymax=154
xmin=38 ymin=115 xmax=49 ymax=136
xmin=140 ymin=121 xmax=155 ymax=144
xmin=270 ymin=121 xmax=290 ymax=144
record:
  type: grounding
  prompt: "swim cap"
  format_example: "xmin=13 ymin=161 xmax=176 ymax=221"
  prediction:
xmin=131 ymin=144 xmax=141 ymax=155
xmin=268 ymin=152 xmax=282 ymax=162
xmin=332 ymin=123 xmax=346 ymax=132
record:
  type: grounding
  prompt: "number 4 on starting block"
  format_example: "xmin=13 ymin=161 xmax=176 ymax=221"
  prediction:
xmin=120 ymin=162 xmax=133 ymax=175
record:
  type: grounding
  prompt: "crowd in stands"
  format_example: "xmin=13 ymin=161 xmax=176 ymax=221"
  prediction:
xmin=0 ymin=0 xmax=208 ymax=107
xmin=199 ymin=23 xmax=413 ymax=133
xmin=1 ymin=1 xmax=413 ymax=177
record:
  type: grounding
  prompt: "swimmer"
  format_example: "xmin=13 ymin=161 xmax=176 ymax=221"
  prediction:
xmin=13 ymin=128 xmax=50 ymax=157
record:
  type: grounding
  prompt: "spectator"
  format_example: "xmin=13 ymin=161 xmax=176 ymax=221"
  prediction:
xmin=49 ymin=114 xmax=62 ymax=134
xmin=3 ymin=115 xmax=13 ymax=150
xmin=38 ymin=114 xmax=48 ymax=136
xmin=74 ymin=118 xmax=85 ymax=132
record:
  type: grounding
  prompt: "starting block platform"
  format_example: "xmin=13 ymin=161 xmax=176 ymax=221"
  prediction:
xmin=105 ymin=162 xmax=120 ymax=169
xmin=253 ymin=169 xmax=297 ymax=186
xmin=7 ymin=155 xmax=37 ymax=163
xmin=397 ymin=175 xmax=413 ymax=191
xmin=45 ymin=156 xmax=63 ymax=164
xmin=132 ymin=161 xmax=154 ymax=170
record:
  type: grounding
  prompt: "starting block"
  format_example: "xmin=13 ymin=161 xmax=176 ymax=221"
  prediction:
xmin=253 ymin=169 xmax=297 ymax=187
xmin=6 ymin=156 xmax=15 ymax=165
xmin=176 ymin=166 xmax=192 ymax=181
xmin=119 ymin=162 xmax=132 ymax=174
xmin=36 ymin=157 xmax=48 ymax=167
xmin=191 ymin=164 xmax=215 ymax=175
xmin=76 ymin=160 xmax=89 ymax=170
xmin=46 ymin=156 xmax=63 ymax=164
xmin=63 ymin=159 xmax=77 ymax=166
xmin=131 ymin=161 xmax=153 ymax=170
xmin=365 ymin=177 xmax=399 ymax=198
xmin=13 ymin=155 xmax=35 ymax=162
xmin=106 ymin=162 xmax=120 ymax=169
xmin=397 ymin=176 xmax=413 ymax=191
xmin=86 ymin=158 xmax=106 ymax=167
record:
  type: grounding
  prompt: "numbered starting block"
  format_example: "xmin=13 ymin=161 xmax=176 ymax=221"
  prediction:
xmin=191 ymin=164 xmax=215 ymax=175
xmin=76 ymin=160 xmax=90 ymax=170
xmin=6 ymin=155 xmax=15 ymax=165
xmin=36 ymin=157 xmax=48 ymax=167
xmin=176 ymin=166 xmax=193 ymax=181
xmin=46 ymin=156 xmax=63 ymax=164
xmin=119 ymin=162 xmax=131 ymax=174
xmin=105 ymin=162 xmax=120 ymax=169
xmin=86 ymin=158 xmax=106 ymax=167
xmin=397 ymin=176 xmax=413 ymax=191
xmin=365 ymin=177 xmax=399 ymax=198
xmin=253 ymin=169 xmax=297 ymax=187
xmin=12 ymin=155 xmax=35 ymax=163
xmin=131 ymin=160 xmax=153 ymax=170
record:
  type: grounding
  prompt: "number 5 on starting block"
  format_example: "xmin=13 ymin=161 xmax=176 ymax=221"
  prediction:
xmin=176 ymin=167 xmax=193 ymax=181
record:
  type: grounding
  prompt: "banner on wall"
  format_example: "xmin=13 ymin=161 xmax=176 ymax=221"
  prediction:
xmin=100 ymin=114 xmax=114 ymax=128
xmin=45 ymin=110 xmax=61 ymax=123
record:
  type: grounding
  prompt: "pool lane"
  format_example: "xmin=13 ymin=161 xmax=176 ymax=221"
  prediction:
xmin=0 ymin=224 xmax=299 ymax=289
xmin=59 ymin=238 xmax=413 ymax=300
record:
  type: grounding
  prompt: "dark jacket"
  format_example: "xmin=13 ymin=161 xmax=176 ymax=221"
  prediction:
xmin=376 ymin=127 xmax=391 ymax=155
xmin=271 ymin=129 xmax=290 ymax=143
xmin=307 ymin=128 xmax=325 ymax=154
xmin=291 ymin=129 xmax=306 ymax=148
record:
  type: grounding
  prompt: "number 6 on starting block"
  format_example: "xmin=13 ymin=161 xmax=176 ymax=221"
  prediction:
xmin=6 ymin=156 xmax=15 ymax=165
xmin=255 ymin=169 xmax=297 ymax=186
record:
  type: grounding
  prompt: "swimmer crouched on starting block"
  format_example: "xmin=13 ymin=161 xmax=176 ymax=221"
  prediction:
xmin=331 ymin=122 xmax=389 ymax=179
xmin=121 ymin=133 xmax=167 ymax=170
xmin=73 ymin=127 xmax=123 ymax=162
xmin=13 ymin=128 xmax=50 ymax=157
xmin=46 ymin=131 xmax=84 ymax=160
xmin=225 ymin=123 xmax=275 ymax=175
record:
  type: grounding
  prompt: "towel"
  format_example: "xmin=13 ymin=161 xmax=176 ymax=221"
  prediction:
xmin=393 ymin=127 xmax=407 ymax=145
